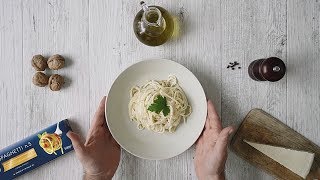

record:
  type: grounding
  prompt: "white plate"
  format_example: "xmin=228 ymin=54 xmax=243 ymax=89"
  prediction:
xmin=106 ymin=59 xmax=207 ymax=160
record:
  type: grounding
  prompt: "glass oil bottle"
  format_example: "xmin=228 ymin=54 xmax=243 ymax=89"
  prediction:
xmin=133 ymin=1 xmax=174 ymax=46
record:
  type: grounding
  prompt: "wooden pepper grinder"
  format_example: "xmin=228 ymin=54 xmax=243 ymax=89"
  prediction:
xmin=248 ymin=57 xmax=286 ymax=82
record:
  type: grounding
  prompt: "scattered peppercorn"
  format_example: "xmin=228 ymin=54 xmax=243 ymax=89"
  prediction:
xmin=227 ymin=61 xmax=241 ymax=70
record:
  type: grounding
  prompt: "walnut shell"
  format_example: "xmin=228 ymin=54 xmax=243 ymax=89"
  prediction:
xmin=31 ymin=55 xmax=47 ymax=71
xmin=32 ymin=72 xmax=49 ymax=87
xmin=48 ymin=54 xmax=65 ymax=70
xmin=48 ymin=74 xmax=64 ymax=91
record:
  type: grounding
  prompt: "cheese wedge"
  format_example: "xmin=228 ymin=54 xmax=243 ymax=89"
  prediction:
xmin=244 ymin=140 xmax=315 ymax=179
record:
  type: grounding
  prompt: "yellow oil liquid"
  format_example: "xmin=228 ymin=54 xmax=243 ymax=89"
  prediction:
xmin=133 ymin=6 xmax=175 ymax=46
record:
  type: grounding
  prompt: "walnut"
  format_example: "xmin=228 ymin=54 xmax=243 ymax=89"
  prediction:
xmin=31 ymin=55 xmax=47 ymax=71
xmin=32 ymin=72 xmax=49 ymax=87
xmin=48 ymin=54 xmax=65 ymax=70
xmin=48 ymin=74 xmax=64 ymax=91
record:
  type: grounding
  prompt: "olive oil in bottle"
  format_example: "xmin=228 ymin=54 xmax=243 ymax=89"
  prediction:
xmin=133 ymin=1 xmax=174 ymax=46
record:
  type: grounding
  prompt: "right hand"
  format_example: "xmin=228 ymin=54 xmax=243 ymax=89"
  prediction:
xmin=67 ymin=96 xmax=121 ymax=180
xmin=194 ymin=100 xmax=234 ymax=180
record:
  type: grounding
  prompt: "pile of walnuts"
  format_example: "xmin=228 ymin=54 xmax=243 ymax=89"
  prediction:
xmin=32 ymin=54 xmax=65 ymax=91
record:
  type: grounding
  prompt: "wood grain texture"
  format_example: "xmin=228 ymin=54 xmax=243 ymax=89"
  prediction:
xmin=287 ymin=0 xmax=320 ymax=148
xmin=0 ymin=0 xmax=319 ymax=179
xmin=0 ymin=0 xmax=24 ymax=160
xmin=20 ymin=0 xmax=89 ymax=179
xmin=231 ymin=109 xmax=320 ymax=180
xmin=221 ymin=0 xmax=287 ymax=179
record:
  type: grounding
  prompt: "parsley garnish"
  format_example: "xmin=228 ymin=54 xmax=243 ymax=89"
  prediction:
xmin=147 ymin=95 xmax=170 ymax=116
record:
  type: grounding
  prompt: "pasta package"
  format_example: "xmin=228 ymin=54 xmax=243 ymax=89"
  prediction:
xmin=0 ymin=120 xmax=74 ymax=179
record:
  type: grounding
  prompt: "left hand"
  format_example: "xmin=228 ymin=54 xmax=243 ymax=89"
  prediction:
xmin=67 ymin=96 xmax=120 ymax=180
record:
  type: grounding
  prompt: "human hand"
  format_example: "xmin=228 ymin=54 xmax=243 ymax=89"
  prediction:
xmin=67 ymin=96 xmax=120 ymax=180
xmin=194 ymin=100 xmax=234 ymax=180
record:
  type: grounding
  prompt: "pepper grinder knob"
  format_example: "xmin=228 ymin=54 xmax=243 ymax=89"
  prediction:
xmin=248 ymin=57 xmax=286 ymax=82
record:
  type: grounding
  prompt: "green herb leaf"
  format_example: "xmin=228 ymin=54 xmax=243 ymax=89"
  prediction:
xmin=162 ymin=106 xmax=170 ymax=116
xmin=148 ymin=95 xmax=170 ymax=116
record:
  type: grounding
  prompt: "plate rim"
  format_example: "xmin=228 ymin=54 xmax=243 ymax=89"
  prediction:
xmin=106 ymin=58 xmax=207 ymax=160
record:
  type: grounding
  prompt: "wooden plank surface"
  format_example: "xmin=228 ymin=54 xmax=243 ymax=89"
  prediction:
xmin=0 ymin=0 xmax=24 ymax=166
xmin=231 ymin=109 xmax=320 ymax=180
xmin=287 ymin=0 xmax=320 ymax=149
xmin=221 ymin=0 xmax=287 ymax=179
xmin=20 ymin=0 xmax=89 ymax=179
xmin=0 ymin=0 xmax=319 ymax=179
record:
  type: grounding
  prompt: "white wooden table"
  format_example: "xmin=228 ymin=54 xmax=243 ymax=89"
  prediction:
xmin=1 ymin=0 xmax=319 ymax=179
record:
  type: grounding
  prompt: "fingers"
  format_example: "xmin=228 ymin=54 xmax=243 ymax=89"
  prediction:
xmin=112 ymin=138 xmax=121 ymax=149
xmin=213 ymin=126 xmax=234 ymax=155
xmin=91 ymin=96 xmax=107 ymax=129
xmin=205 ymin=118 xmax=210 ymax=129
xmin=87 ymin=96 xmax=112 ymax=142
xmin=195 ymin=132 xmax=204 ymax=147
xmin=67 ymin=131 xmax=85 ymax=158
xmin=207 ymin=100 xmax=222 ymax=131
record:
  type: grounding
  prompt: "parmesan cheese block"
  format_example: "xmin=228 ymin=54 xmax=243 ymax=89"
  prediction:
xmin=244 ymin=140 xmax=315 ymax=179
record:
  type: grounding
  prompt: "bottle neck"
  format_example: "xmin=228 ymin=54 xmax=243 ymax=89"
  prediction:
xmin=140 ymin=7 xmax=166 ymax=37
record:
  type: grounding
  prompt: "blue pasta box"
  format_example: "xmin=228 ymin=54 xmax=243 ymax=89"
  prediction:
xmin=0 ymin=119 xmax=74 ymax=179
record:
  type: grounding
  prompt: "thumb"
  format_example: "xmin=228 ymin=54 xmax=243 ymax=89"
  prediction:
xmin=213 ymin=126 xmax=234 ymax=156
xmin=67 ymin=131 xmax=86 ymax=157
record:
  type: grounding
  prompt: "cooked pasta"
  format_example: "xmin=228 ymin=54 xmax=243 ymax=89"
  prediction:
xmin=38 ymin=132 xmax=63 ymax=155
xmin=128 ymin=75 xmax=191 ymax=133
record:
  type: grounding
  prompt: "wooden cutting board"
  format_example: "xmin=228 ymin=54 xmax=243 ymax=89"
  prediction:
xmin=230 ymin=109 xmax=320 ymax=180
